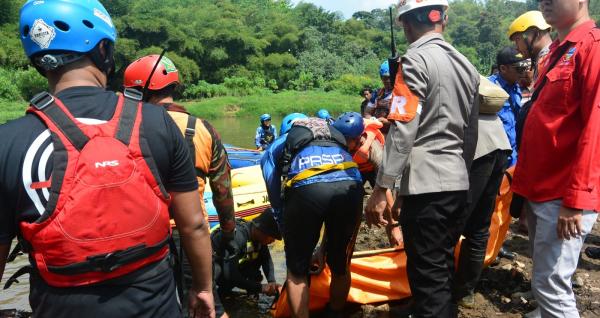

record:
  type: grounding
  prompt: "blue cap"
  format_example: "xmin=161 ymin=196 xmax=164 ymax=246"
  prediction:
xmin=20 ymin=0 xmax=117 ymax=58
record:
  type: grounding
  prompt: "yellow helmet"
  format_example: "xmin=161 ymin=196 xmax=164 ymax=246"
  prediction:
xmin=508 ymin=11 xmax=551 ymax=39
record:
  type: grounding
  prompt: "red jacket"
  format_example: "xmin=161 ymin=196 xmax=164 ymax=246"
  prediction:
xmin=513 ymin=20 xmax=600 ymax=212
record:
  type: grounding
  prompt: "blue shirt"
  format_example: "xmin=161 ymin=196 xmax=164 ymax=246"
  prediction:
xmin=489 ymin=73 xmax=522 ymax=166
xmin=255 ymin=125 xmax=277 ymax=148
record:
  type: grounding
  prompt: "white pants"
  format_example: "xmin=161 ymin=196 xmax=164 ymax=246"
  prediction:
xmin=527 ymin=200 xmax=597 ymax=318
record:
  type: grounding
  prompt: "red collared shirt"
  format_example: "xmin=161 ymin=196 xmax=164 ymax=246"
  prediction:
xmin=513 ymin=20 xmax=600 ymax=212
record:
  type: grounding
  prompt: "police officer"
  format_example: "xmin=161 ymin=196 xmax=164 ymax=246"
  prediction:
xmin=365 ymin=0 xmax=479 ymax=316
xmin=261 ymin=113 xmax=363 ymax=318
xmin=0 ymin=1 xmax=214 ymax=317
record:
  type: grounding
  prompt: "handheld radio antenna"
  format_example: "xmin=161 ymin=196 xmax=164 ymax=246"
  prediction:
xmin=389 ymin=7 xmax=397 ymax=58
xmin=142 ymin=49 xmax=167 ymax=101
xmin=388 ymin=7 xmax=400 ymax=87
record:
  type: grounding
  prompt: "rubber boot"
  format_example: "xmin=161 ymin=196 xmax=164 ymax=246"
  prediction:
xmin=453 ymin=239 xmax=486 ymax=308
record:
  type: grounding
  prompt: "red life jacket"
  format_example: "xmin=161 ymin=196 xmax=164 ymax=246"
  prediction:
xmin=353 ymin=119 xmax=385 ymax=173
xmin=19 ymin=92 xmax=171 ymax=288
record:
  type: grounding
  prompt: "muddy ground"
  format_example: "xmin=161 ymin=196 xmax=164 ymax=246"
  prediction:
xmin=2 ymin=206 xmax=599 ymax=318
xmin=353 ymin=219 xmax=600 ymax=318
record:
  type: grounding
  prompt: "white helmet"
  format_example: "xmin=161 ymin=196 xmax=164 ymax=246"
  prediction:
xmin=397 ymin=0 xmax=449 ymax=21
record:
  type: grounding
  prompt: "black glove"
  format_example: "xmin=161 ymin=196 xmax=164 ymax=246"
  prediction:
xmin=219 ymin=229 xmax=239 ymax=260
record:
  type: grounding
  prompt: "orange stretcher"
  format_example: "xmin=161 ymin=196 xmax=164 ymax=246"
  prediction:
xmin=271 ymin=167 xmax=515 ymax=317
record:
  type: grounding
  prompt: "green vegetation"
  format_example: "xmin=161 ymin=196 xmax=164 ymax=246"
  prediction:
xmin=0 ymin=99 xmax=26 ymax=124
xmin=0 ymin=0 xmax=599 ymax=123
xmin=185 ymin=90 xmax=361 ymax=119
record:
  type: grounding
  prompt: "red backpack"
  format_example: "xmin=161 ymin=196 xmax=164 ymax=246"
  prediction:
xmin=19 ymin=91 xmax=172 ymax=287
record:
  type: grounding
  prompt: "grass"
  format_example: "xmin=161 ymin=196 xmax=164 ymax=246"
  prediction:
xmin=184 ymin=90 xmax=362 ymax=119
xmin=0 ymin=90 xmax=363 ymax=124
xmin=0 ymin=100 xmax=27 ymax=124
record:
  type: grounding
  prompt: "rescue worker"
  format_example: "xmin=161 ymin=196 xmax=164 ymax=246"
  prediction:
xmin=211 ymin=209 xmax=281 ymax=317
xmin=365 ymin=61 xmax=394 ymax=133
xmin=508 ymin=11 xmax=553 ymax=82
xmin=489 ymin=47 xmax=528 ymax=167
xmin=334 ymin=112 xmax=402 ymax=247
xmin=0 ymin=1 xmax=214 ymax=317
xmin=123 ymin=55 xmax=236 ymax=316
xmin=365 ymin=0 xmax=480 ymax=316
xmin=255 ymin=114 xmax=277 ymax=150
xmin=261 ymin=113 xmax=363 ymax=318
xmin=453 ymin=76 xmax=512 ymax=307
xmin=512 ymin=0 xmax=600 ymax=316
xmin=508 ymin=11 xmax=552 ymax=237
xmin=316 ymin=109 xmax=335 ymax=125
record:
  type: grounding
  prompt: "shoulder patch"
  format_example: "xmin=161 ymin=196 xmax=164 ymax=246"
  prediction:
xmin=388 ymin=66 xmax=421 ymax=123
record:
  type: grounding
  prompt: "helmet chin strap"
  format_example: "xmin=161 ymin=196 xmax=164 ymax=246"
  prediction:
xmin=524 ymin=31 xmax=539 ymax=71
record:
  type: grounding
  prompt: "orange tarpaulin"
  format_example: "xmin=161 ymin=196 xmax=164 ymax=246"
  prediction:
xmin=272 ymin=168 xmax=514 ymax=317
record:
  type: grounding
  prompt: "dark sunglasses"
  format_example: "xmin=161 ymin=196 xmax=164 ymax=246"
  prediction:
xmin=509 ymin=64 xmax=529 ymax=73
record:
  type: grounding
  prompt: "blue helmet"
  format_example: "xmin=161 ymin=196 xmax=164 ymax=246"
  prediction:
xmin=316 ymin=109 xmax=331 ymax=120
xmin=333 ymin=112 xmax=364 ymax=139
xmin=379 ymin=60 xmax=390 ymax=77
xmin=280 ymin=113 xmax=308 ymax=135
xmin=20 ymin=0 xmax=117 ymax=58
xmin=260 ymin=114 xmax=271 ymax=123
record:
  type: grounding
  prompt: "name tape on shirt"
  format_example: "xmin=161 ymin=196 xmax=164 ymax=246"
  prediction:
xmin=388 ymin=66 xmax=421 ymax=122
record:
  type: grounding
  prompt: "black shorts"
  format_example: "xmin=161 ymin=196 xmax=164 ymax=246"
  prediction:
xmin=29 ymin=257 xmax=181 ymax=318
xmin=283 ymin=180 xmax=363 ymax=276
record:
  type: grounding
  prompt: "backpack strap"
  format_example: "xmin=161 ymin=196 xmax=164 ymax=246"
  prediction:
xmin=30 ymin=92 xmax=89 ymax=152
xmin=115 ymin=89 xmax=142 ymax=146
xmin=185 ymin=115 xmax=197 ymax=167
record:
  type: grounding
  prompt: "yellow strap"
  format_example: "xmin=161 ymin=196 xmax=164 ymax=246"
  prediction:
xmin=285 ymin=162 xmax=358 ymax=188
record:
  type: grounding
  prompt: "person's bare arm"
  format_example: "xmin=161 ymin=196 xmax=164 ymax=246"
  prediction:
xmin=0 ymin=242 xmax=11 ymax=283
xmin=171 ymin=190 xmax=215 ymax=317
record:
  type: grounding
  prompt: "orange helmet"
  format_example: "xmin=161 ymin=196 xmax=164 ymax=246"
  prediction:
xmin=123 ymin=54 xmax=180 ymax=90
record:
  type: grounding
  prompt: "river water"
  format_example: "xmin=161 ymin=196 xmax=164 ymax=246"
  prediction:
xmin=0 ymin=116 xmax=288 ymax=316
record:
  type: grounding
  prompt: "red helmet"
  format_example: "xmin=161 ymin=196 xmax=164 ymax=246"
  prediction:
xmin=123 ymin=55 xmax=180 ymax=90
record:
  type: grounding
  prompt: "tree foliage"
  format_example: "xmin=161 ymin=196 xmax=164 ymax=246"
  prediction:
xmin=0 ymin=0 xmax=599 ymax=100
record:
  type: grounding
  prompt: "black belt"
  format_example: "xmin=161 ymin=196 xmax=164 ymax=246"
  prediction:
xmin=47 ymin=236 xmax=170 ymax=275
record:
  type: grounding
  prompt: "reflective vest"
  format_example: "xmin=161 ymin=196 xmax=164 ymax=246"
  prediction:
xmin=353 ymin=119 xmax=385 ymax=173
xmin=21 ymin=93 xmax=171 ymax=287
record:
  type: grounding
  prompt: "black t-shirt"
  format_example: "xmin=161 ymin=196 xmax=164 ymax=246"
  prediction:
xmin=0 ymin=86 xmax=198 ymax=243
xmin=0 ymin=86 xmax=197 ymax=316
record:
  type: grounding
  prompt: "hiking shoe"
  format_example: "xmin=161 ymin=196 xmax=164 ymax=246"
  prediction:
xmin=458 ymin=293 xmax=476 ymax=308
xmin=585 ymin=246 xmax=600 ymax=259
xmin=498 ymin=247 xmax=517 ymax=260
